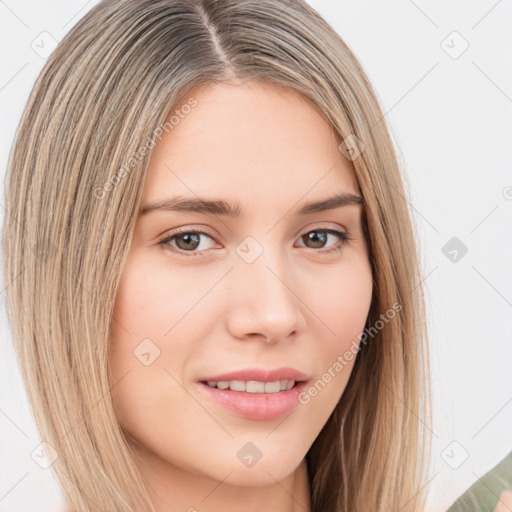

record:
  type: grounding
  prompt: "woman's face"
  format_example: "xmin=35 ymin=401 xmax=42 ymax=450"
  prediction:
xmin=109 ymin=81 xmax=373 ymax=496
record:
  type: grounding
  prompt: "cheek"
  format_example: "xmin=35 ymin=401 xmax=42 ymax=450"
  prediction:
xmin=108 ymin=252 xmax=207 ymax=436
xmin=111 ymin=250 xmax=221 ymax=345
xmin=111 ymin=253 xmax=171 ymax=339
xmin=294 ymin=258 xmax=373 ymax=411
xmin=310 ymin=256 xmax=373 ymax=351
xmin=110 ymin=368 xmax=195 ymax=442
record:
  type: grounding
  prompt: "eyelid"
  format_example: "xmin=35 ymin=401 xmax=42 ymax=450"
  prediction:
xmin=155 ymin=226 xmax=219 ymax=247
xmin=156 ymin=222 xmax=347 ymax=242
xmin=292 ymin=221 xmax=349 ymax=239
xmin=158 ymin=225 xmax=217 ymax=239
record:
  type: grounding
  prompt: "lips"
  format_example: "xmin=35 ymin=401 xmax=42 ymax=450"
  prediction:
xmin=196 ymin=367 xmax=310 ymax=421
xmin=198 ymin=367 xmax=309 ymax=383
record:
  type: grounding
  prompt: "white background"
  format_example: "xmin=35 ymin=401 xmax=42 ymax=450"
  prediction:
xmin=1 ymin=1 xmax=511 ymax=511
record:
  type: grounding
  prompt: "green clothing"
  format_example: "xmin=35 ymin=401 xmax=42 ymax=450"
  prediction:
xmin=447 ymin=450 xmax=512 ymax=511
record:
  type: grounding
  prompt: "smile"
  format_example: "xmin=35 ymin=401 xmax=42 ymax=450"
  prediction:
xmin=204 ymin=379 xmax=296 ymax=393
xmin=197 ymin=379 xmax=309 ymax=421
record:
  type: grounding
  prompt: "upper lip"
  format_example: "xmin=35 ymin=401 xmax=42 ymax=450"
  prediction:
xmin=199 ymin=367 xmax=309 ymax=383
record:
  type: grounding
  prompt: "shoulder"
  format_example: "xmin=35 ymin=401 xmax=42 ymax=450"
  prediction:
xmin=446 ymin=450 xmax=512 ymax=512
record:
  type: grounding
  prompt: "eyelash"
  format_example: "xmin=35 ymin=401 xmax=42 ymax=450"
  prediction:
xmin=156 ymin=227 xmax=353 ymax=257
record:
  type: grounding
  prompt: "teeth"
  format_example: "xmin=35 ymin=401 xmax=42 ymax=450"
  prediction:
xmin=230 ymin=380 xmax=246 ymax=392
xmin=246 ymin=381 xmax=265 ymax=393
xmin=205 ymin=379 xmax=296 ymax=393
xmin=264 ymin=381 xmax=280 ymax=393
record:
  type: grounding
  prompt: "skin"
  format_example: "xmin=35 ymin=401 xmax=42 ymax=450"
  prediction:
xmin=109 ymin=80 xmax=373 ymax=512
xmin=493 ymin=491 xmax=512 ymax=512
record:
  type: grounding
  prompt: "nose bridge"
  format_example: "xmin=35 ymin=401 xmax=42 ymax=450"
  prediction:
xmin=227 ymin=237 xmax=301 ymax=340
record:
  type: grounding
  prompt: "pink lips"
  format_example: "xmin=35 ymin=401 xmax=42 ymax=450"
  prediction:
xmin=199 ymin=367 xmax=308 ymax=383
xmin=197 ymin=367 xmax=309 ymax=421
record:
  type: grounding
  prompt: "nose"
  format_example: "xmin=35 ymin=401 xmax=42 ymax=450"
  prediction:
xmin=225 ymin=247 xmax=304 ymax=345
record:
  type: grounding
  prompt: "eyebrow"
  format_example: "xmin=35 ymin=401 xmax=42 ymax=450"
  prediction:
xmin=140 ymin=192 xmax=363 ymax=217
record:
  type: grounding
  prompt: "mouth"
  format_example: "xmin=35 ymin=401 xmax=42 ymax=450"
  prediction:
xmin=200 ymin=379 xmax=301 ymax=393
xmin=196 ymin=373 xmax=309 ymax=421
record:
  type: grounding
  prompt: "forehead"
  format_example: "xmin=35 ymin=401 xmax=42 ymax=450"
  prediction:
xmin=143 ymin=81 xmax=360 ymax=206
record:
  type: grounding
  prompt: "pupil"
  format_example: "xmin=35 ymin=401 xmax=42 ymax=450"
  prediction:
xmin=306 ymin=231 xmax=326 ymax=249
xmin=177 ymin=233 xmax=200 ymax=250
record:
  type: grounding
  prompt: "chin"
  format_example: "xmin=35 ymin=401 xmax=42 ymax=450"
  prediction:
xmin=218 ymin=464 xmax=297 ymax=488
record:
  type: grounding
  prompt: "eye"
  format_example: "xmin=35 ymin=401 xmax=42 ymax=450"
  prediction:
xmin=157 ymin=228 xmax=218 ymax=257
xmin=157 ymin=227 xmax=352 ymax=257
xmin=295 ymin=228 xmax=352 ymax=254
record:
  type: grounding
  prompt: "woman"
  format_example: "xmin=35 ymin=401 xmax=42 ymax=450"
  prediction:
xmin=2 ymin=0 xmax=446 ymax=510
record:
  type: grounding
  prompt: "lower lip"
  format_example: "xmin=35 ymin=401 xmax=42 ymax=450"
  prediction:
xmin=197 ymin=381 xmax=308 ymax=421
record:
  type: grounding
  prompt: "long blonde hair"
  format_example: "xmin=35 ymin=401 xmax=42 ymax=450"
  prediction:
xmin=2 ymin=0 xmax=432 ymax=510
